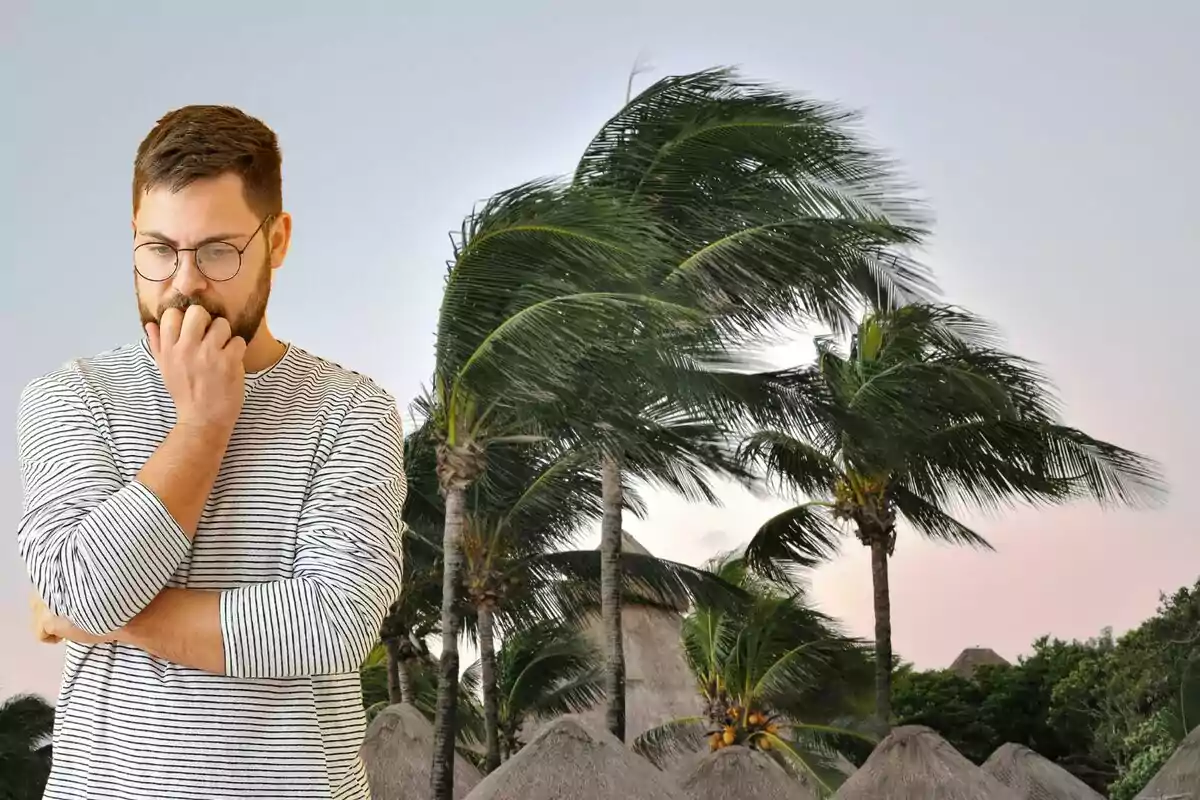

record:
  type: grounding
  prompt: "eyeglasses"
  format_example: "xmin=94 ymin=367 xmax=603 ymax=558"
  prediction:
xmin=133 ymin=216 xmax=272 ymax=282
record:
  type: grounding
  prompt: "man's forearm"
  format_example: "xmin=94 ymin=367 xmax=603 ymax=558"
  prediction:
xmin=116 ymin=588 xmax=225 ymax=673
xmin=137 ymin=423 xmax=233 ymax=538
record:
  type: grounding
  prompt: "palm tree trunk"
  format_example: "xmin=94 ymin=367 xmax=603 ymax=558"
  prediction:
xmin=869 ymin=536 xmax=893 ymax=731
xmin=384 ymin=638 xmax=402 ymax=704
xmin=478 ymin=605 xmax=501 ymax=773
xmin=430 ymin=484 xmax=467 ymax=800
xmin=600 ymin=454 xmax=626 ymax=742
xmin=397 ymin=653 xmax=415 ymax=706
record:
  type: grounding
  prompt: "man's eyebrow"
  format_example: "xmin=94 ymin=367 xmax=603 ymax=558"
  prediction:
xmin=135 ymin=230 xmax=248 ymax=247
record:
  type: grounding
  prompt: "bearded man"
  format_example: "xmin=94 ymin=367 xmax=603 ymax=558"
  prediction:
xmin=17 ymin=105 xmax=404 ymax=800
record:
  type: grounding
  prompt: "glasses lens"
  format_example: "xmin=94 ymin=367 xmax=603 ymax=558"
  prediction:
xmin=197 ymin=243 xmax=241 ymax=281
xmin=134 ymin=243 xmax=178 ymax=281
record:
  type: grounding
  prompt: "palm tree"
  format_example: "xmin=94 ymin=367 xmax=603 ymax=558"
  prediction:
xmin=446 ymin=434 xmax=743 ymax=772
xmin=374 ymin=422 xmax=457 ymax=706
xmin=481 ymin=618 xmax=605 ymax=761
xmin=634 ymin=555 xmax=875 ymax=795
xmin=426 ymin=179 xmax=708 ymax=799
xmin=566 ymin=66 xmax=937 ymax=741
xmin=740 ymin=303 xmax=1165 ymax=728
xmin=0 ymin=692 xmax=55 ymax=800
xmin=360 ymin=651 xmax=486 ymax=750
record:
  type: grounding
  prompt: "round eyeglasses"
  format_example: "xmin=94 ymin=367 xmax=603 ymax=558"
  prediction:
xmin=134 ymin=216 xmax=272 ymax=282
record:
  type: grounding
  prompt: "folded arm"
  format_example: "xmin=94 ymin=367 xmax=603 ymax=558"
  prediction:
xmin=17 ymin=372 xmax=230 ymax=637
xmin=115 ymin=391 xmax=407 ymax=677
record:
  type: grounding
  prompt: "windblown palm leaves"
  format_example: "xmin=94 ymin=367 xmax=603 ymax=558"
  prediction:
xmin=740 ymin=303 xmax=1165 ymax=727
xmin=482 ymin=619 xmax=605 ymax=761
xmin=426 ymin=177 xmax=704 ymax=797
xmin=430 ymin=429 xmax=743 ymax=773
xmin=564 ymin=66 xmax=938 ymax=746
xmin=634 ymin=555 xmax=875 ymax=796
xmin=361 ymin=653 xmax=486 ymax=753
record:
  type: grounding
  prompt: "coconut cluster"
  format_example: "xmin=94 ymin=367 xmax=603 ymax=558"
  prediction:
xmin=707 ymin=705 xmax=781 ymax=752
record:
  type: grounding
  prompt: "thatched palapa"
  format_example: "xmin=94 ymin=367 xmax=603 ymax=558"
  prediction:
xmin=1135 ymin=724 xmax=1200 ymax=800
xmin=983 ymin=743 xmax=1107 ymax=800
xmin=834 ymin=725 xmax=1022 ymax=800
xmin=678 ymin=745 xmax=821 ymax=800
xmin=579 ymin=532 xmax=705 ymax=745
xmin=464 ymin=715 xmax=685 ymax=800
xmin=949 ymin=647 xmax=1011 ymax=680
xmin=360 ymin=702 xmax=483 ymax=800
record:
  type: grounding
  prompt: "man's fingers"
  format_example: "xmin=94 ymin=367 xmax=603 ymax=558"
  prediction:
xmin=146 ymin=322 xmax=161 ymax=357
xmin=179 ymin=304 xmax=212 ymax=345
xmin=204 ymin=315 xmax=232 ymax=348
xmin=158 ymin=307 xmax=184 ymax=348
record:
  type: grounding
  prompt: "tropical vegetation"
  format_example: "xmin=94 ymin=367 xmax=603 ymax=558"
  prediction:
xmin=633 ymin=554 xmax=876 ymax=793
xmin=894 ymin=576 xmax=1200 ymax=799
xmin=391 ymin=65 xmax=1164 ymax=800
xmin=738 ymin=304 xmax=1163 ymax=727
xmin=0 ymin=692 xmax=54 ymax=800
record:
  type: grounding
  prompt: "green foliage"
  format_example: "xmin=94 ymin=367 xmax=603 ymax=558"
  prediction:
xmin=361 ymin=658 xmax=485 ymax=747
xmin=891 ymin=668 xmax=997 ymax=763
xmin=893 ymin=578 xmax=1200 ymax=797
xmin=0 ymin=693 xmax=54 ymax=800
xmin=634 ymin=555 xmax=875 ymax=795
xmin=485 ymin=619 xmax=604 ymax=758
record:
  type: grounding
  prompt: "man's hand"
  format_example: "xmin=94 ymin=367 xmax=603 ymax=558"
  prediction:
xmin=30 ymin=592 xmax=115 ymax=646
xmin=146 ymin=304 xmax=246 ymax=433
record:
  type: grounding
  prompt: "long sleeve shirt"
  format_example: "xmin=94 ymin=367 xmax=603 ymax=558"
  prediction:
xmin=16 ymin=339 xmax=406 ymax=800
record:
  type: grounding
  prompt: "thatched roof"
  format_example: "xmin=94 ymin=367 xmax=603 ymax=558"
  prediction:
xmin=579 ymin=532 xmax=705 ymax=750
xmin=678 ymin=745 xmax=821 ymax=800
xmin=982 ymin=743 xmax=1107 ymax=800
xmin=360 ymin=702 xmax=483 ymax=800
xmin=1135 ymin=724 xmax=1200 ymax=800
xmin=464 ymin=715 xmax=685 ymax=800
xmin=949 ymin=647 xmax=1011 ymax=680
xmin=834 ymin=725 xmax=1022 ymax=800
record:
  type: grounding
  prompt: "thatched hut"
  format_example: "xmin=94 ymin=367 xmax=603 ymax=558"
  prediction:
xmin=1135 ymin=724 xmax=1200 ymax=799
xmin=833 ymin=725 xmax=1022 ymax=800
xmin=982 ymin=743 xmax=1107 ymax=800
xmin=464 ymin=715 xmax=685 ymax=800
xmin=360 ymin=702 xmax=483 ymax=800
xmin=579 ymin=532 xmax=704 ymax=744
xmin=949 ymin=647 xmax=1011 ymax=680
xmin=678 ymin=745 xmax=821 ymax=800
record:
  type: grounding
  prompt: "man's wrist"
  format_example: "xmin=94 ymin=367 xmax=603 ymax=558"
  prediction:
xmin=172 ymin=418 xmax=236 ymax=445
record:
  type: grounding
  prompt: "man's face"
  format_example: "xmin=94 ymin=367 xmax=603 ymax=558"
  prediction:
xmin=133 ymin=172 xmax=287 ymax=343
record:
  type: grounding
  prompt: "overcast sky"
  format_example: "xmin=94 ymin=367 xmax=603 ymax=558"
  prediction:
xmin=3 ymin=1 xmax=1196 ymax=702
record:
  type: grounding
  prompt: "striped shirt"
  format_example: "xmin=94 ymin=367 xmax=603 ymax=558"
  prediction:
xmin=16 ymin=340 xmax=406 ymax=800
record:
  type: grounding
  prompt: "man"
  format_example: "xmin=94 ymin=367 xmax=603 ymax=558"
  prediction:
xmin=17 ymin=105 xmax=405 ymax=799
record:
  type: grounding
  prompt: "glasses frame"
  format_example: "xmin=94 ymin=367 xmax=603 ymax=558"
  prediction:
xmin=134 ymin=215 xmax=273 ymax=283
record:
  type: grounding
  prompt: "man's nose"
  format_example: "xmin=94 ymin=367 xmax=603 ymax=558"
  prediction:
xmin=171 ymin=251 xmax=209 ymax=296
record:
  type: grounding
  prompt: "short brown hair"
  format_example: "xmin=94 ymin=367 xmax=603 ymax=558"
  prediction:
xmin=133 ymin=105 xmax=282 ymax=218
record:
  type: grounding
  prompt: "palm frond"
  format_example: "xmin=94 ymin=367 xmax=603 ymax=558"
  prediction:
xmin=743 ymin=502 xmax=843 ymax=577
xmin=761 ymin=728 xmax=857 ymax=796
xmin=631 ymin=716 xmax=710 ymax=768
xmin=738 ymin=430 xmax=844 ymax=498
xmin=495 ymin=619 xmax=604 ymax=736
xmin=890 ymin=487 xmax=994 ymax=550
xmin=536 ymin=549 xmax=746 ymax=616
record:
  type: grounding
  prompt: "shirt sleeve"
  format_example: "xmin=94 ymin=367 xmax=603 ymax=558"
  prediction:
xmin=219 ymin=389 xmax=406 ymax=679
xmin=16 ymin=371 xmax=192 ymax=637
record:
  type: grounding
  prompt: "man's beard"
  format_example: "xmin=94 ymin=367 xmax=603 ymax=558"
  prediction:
xmin=138 ymin=257 xmax=271 ymax=344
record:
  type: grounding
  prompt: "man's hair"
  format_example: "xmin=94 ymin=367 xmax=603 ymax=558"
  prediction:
xmin=133 ymin=105 xmax=282 ymax=218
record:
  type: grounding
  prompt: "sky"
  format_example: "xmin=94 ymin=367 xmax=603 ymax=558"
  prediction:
xmin=2 ymin=1 xmax=1197 ymax=703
